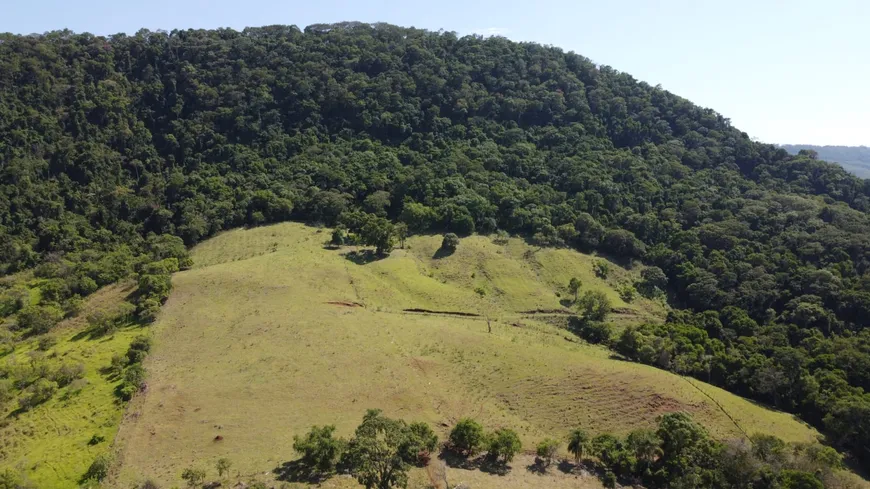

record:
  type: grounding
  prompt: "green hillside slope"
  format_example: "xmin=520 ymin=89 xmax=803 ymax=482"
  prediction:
xmin=111 ymin=223 xmax=824 ymax=488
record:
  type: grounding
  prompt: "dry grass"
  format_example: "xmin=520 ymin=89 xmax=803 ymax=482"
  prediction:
xmin=111 ymin=223 xmax=824 ymax=489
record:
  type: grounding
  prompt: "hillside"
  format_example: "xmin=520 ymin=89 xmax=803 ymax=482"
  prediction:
xmin=111 ymin=222 xmax=821 ymax=488
xmin=780 ymin=144 xmax=870 ymax=178
xmin=0 ymin=21 xmax=869 ymax=486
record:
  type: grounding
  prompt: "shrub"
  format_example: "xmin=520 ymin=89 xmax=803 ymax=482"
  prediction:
xmin=180 ymin=467 xmax=206 ymax=488
xmin=577 ymin=290 xmax=612 ymax=322
xmin=487 ymin=428 xmax=522 ymax=464
xmin=441 ymin=233 xmax=460 ymax=253
xmin=536 ymin=438 xmax=560 ymax=467
xmin=602 ymin=470 xmax=617 ymax=488
xmin=18 ymin=379 xmax=57 ymax=410
xmin=593 ymin=260 xmax=611 ymax=279
xmin=83 ymin=453 xmax=112 ymax=482
xmin=16 ymin=304 xmax=64 ymax=335
xmin=406 ymin=422 xmax=439 ymax=464
xmin=449 ymin=418 xmax=485 ymax=456
xmin=37 ymin=335 xmax=57 ymax=351
xmin=216 ymin=458 xmax=232 ymax=478
xmin=51 ymin=361 xmax=85 ymax=387
xmin=292 ymin=425 xmax=345 ymax=475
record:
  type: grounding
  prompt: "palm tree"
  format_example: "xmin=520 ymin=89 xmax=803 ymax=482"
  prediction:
xmin=567 ymin=428 xmax=589 ymax=464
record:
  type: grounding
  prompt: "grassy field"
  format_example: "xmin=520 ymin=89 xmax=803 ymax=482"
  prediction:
xmin=111 ymin=223 xmax=825 ymax=488
xmin=0 ymin=283 xmax=142 ymax=488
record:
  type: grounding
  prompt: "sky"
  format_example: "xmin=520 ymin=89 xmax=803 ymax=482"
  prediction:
xmin=3 ymin=0 xmax=868 ymax=147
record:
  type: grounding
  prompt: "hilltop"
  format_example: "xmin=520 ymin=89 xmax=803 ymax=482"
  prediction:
xmin=780 ymin=144 xmax=870 ymax=178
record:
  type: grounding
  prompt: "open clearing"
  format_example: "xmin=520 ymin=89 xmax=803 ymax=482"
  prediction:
xmin=112 ymin=223 xmax=822 ymax=488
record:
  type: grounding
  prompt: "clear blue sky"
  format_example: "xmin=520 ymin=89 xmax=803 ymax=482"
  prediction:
xmin=3 ymin=0 xmax=868 ymax=146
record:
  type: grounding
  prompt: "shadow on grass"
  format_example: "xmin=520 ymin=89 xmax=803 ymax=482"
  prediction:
xmin=273 ymin=459 xmax=331 ymax=484
xmin=342 ymin=249 xmax=387 ymax=265
xmin=440 ymin=451 xmax=513 ymax=476
xmin=432 ymin=247 xmax=455 ymax=260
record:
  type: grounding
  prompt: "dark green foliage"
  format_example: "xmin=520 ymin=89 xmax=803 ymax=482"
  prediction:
xmin=486 ymin=428 xmax=522 ymax=464
xmin=568 ymin=316 xmax=613 ymax=344
xmin=567 ymin=277 xmax=582 ymax=302
xmin=343 ymin=410 xmax=413 ymax=489
xmin=440 ymin=233 xmax=460 ymax=253
xmin=567 ymin=428 xmax=589 ymax=463
xmin=82 ymin=454 xmax=112 ymax=483
xmin=0 ymin=21 xmax=868 ymax=464
xmin=406 ymin=422 xmax=439 ymax=463
xmin=449 ymin=418 xmax=485 ymax=456
xmin=577 ymin=290 xmax=612 ymax=322
xmin=781 ymin=145 xmax=870 ymax=178
xmin=292 ymin=425 xmax=345 ymax=475
xmin=15 ymin=305 xmax=63 ymax=335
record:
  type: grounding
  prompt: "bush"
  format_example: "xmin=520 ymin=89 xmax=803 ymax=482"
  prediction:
xmin=180 ymin=467 xmax=206 ymax=488
xmin=406 ymin=422 xmax=439 ymax=464
xmin=593 ymin=260 xmax=611 ymax=279
xmin=37 ymin=335 xmax=57 ymax=351
xmin=16 ymin=304 xmax=64 ymax=335
xmin=51 ymin=361 xmax=85 ymax=387
xmin=18 ymin=379 xmax=57 ymax=410
xmin=441 ymin=233 xmax=460 ymax=253
xmin=568 ymin=317 xmax=613 ymax=344
xmin=577 ymin=290 xmax=612 ymax=322
xmin=293 ymin=425 xmax=345 ymax=475
xmin=487 ymin=428 xmax=522 ymax=464
xmin=449 ymin=418 xmax=485 ymax=456
xmin=536 ymin=438 xmax=560 ymax=467
xmin=83 ymin=453 xmax=112 ymax=482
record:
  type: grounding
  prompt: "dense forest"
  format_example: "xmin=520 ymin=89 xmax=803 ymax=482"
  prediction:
xmin=0 ymin=22 xmax=868 ymax=471
xmin=781 ymin=145 xmax=870 ymax=179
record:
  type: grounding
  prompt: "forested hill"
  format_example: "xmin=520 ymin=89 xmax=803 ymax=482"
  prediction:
xmin=781 ymin=144 xmax=870 ymax=178
xmin=0 ymin=22 xmax=868 ymax=464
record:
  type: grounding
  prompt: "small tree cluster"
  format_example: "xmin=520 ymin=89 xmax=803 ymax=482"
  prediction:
xmin=448 ymin=419 xmax=522 ymax=466
xmin=289 ymin=409 xmax=439 ymax=489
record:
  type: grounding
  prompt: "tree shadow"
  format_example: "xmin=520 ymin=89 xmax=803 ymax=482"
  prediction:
xmin=479 ymin=457 xmax=511 ymax=476
xmin=273 ymin=459 xmax=331 ymax=484
xmin=557 ymin=459 xmax=596 ymax=475
xmin=559 ymin=298 xmax=576 ymax=308
xmin=432 ymin=247 xmax=455 ymax=260
xmin=342 ymin=249 xmax=387 ymax=265
xmin=525 ymin=459 xmax=548 ymax=475
xmin=439 ymin=450 xmax=480 ymax=471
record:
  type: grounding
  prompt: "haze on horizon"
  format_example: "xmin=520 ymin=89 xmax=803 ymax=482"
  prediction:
xmin=3 ymin=0 xmax=868 ymax=147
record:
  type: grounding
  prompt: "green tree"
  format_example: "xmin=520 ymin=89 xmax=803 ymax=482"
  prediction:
xmin=567 ymin=428 xmax=589 ymax=463
xmin=536 ymin=438 xmax=560 ymax=467
xmin=344 ymin=410 xmax=412 ymax=489
xmin=626 ymin=429 xmax=661 ymax=466
xmin=487 ymin=428 xmax=522 ymax=464
xmin=440 ymin=233 xmax=460 ymax=254
xmin=83 ymin=453 xmax=112 ymax=483
xmin=568 ymin=277 xmax=582 ymax=303
xmin=292 ymin=425 xmax=345 ymax=475
xmin=449 ymin=418 xmax=485 ymax=456
xmin=577 ymin=290 xmax=612 ymax=322
xmin=16 ymin=305 xmax=64 ymax=335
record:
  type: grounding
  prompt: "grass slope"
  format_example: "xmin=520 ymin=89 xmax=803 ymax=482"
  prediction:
xmin=0 ymin=283 xmax=140 ymax=488
xmin=113 ymin=223 xmax=821 ymax=488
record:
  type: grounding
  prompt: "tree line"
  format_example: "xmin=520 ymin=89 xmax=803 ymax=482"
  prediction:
xmin=0 ymin=22 xmax=868 ymax=465
xmin=139 ymin=410 xmax=853 ymax=489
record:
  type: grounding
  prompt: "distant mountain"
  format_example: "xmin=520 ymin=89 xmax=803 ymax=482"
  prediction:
xmin=781 ymin=144 xmax=870 ymax=178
